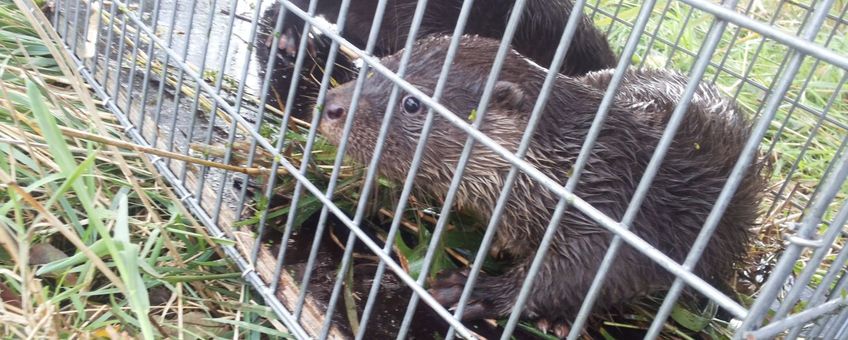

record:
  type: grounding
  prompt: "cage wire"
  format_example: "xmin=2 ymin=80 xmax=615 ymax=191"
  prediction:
xmin=37 ymin=0 xmax=848 ymax=338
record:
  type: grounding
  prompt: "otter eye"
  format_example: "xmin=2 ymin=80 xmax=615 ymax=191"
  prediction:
xmin=402 ymin=95 xmax=422 ymax=114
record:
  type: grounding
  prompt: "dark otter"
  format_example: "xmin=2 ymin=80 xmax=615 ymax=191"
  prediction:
xmin=254 ymin=0 xmax=618 ymax=119
xmin=317 ymin=35 xmax=766 ymax=336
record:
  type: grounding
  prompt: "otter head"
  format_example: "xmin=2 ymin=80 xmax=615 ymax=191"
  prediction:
xmin=318 ymin=35 xmax=535 ymax=196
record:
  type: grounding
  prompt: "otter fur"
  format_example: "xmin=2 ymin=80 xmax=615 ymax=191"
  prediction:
xmin=254 ymin=0 xmax=618 ymax=119
xmin=318 ymin=35 xmax=767 ymax=336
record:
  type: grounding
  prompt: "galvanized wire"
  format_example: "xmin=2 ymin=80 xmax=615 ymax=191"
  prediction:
xmin=353 ymin=1 xmax=477 ymax=338
xmin=394 ymin=1 xmax=530 ymax=337
xmin=48 ymin=0 xmax=848 ymax=338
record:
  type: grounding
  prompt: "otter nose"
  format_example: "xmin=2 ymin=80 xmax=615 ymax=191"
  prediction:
xmin=324 ymin=103 xmax=346 ymax=120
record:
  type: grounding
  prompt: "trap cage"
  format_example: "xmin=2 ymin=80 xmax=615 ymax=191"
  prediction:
xmin=35 ymin=0 xmax=848 ymax=338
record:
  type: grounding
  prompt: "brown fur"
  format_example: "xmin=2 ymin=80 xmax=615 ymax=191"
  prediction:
xmin=254 ymin=0 xmax=617 ymax=118
xmin=318 ymin=35 xmax=767 ymax=328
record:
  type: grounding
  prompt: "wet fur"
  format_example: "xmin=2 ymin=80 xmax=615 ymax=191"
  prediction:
xmin=319 ymin=35 xmax=767 ymax=327
xmin=254 ymin=0 xmax=618 ymax=119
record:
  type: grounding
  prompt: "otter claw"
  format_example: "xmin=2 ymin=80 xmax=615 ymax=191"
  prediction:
xmin=278 ymin=28 xmax=298 ymax=56
xmin=536 ymin=319 xmax=551 ymax=334
xmin=271 ymin=28 xmax=318 ymax=57
xmin=553 ymin=322 xmax=570 ymax=339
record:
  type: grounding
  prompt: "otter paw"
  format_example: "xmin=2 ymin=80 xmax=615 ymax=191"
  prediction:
xmin=427 ymin=269 xmax=498 ymax=320
xmin=534 ymin=319 xmax=575 ymax=339
xmin=264 ymin=28 xmax=316 ymax=57
xmin=553 ymin=322 xmax=571 ymax=339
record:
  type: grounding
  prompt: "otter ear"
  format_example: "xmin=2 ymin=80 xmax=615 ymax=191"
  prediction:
xmin=492 ymin=81 xmax=529 ymax=112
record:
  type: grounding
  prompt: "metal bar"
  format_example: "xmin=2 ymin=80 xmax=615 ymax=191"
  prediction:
xmin=801 ymin=133 xmax=848 ymax=219
xmin=445 ymin=0 xmax=594 ymax=338
xmin=734 ymin=135 xmax=848 ymax=336
xmin=245 ymin=0 xmax=294 ymax=264
xmin=162 ymin=0 xmax=200 ymax=158
xmin=820 ymin=260 xmax=848 ymax=339
xmin=208 ymin=0 xmax=269 ymax=227
xmin=134 ymin=0 xmax=163 ymax=137
xmin=746 ymin=295 xmax=848 ymax=339
xmin=55 ymin=0 xmax=474 ymax=336
xmin=727 ymin=0 xmax=799 ymax=105
xmin=760 ymin=4 xmax=848 ymax=216
xmin=787 ymin=205 xmax=848 ymax=338
xmin=559 ymin=0 xmax=663 ymax=336
xmin=266 ymin=0 xmax=351 ymax=304
xmin=652 ymin=0 xmax=842 ymax=335
xmin=584 ymin=3 xmax=838 ymax=123
xmin=676 ymin=0 xmax=848 ymax=70
xmin=68 ymin=0 xmax=82 ymax=52
xmin=602 ymin=0 xmax=626 ymax=37
xmin=788 ymin=0 xmax=848 ymax=24
xmin=99 ymin=0 xmax=119 ymax=90
xmin=52 ymin=0 xmax=60 ymax=27
xmin=89 ymin=0 xmax=752 ymax=324
xmin=707 ymin=0 xmax=757 ymax=83
xmin=109 ymin=6 xmax=129 ymax=109
xmin=85 ymin=0 xmax=104 ymax=73
xmin=148 ymin=0 xmax=180 ymax=149
xmin=830 ymin=308 xmax=848 ymax=339
xmin=75 ymin=0 xmax=92 ymax=60
xmin=773 ymin=99 xmax=848 ymax=321
xmin=303 ymin=0 xmax=430 ymax=338
xmin=235 ymin=0 xmax=290 ymax=242
xmin=260 ymin=0 xmax=330 ymax=286
xmin=354 ymin=1 xmax=477 ymax=337
xmin=764 ymin=70 xmax=848 ymax=219
xmin=394 ymin=1 xmax=531 ymax=337
xmin=122 ymin=0 xmax=147 ymax=122
xmin=61 ymin=44 xmax=314 ymax=340
xmin=59 ymin=0 xmax=72 ymax=45
xmin=323 ymin=21 xmax=749 ymax=321
xmin=584 ymin=0 xmax=740 ymax=337
xmin=192 ymin=0 xmax=242 ymax=204
xmin=175 ymin=0 xmax=220 ymax=184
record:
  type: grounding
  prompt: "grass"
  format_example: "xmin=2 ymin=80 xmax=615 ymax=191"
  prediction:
xmin=1 ymin=0 xmax=846 ymax=338
xmin=589 ymin=0 xmax=848 ymax=308
xmin=0 ymin=1 xmax=289 ymax=338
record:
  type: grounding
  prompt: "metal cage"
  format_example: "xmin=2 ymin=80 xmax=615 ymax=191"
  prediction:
xmin=41 ymin=0 xmax=848 ymax=338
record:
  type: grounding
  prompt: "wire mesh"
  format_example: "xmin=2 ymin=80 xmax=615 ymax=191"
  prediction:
xmin=44 ymin=0 xmax=848 ymax=338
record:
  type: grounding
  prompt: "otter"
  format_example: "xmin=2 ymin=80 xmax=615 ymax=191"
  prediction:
xmin=254 ymin=0 xmax=618 ymax=119
xmin=317 ymin=35 xmax=767 ymax=336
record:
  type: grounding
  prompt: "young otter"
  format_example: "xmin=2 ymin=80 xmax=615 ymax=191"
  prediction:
xmin=317 ymin=35 xmax=766 ymax=336
xmin=254 ymin=0 xmax=617 ymax=119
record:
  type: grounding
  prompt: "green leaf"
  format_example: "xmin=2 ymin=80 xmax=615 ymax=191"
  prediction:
xmin=113 ymin=192 xmax=155 ymax=339
xmin=35 ymin=239 xmax=110 ymax=276
xmin=670 ymin=300 xmax=717 ymax=332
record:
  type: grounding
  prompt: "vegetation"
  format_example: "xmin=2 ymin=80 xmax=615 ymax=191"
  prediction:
xmin=1 ymin=0 xmax=845 ymax=338
xmin=0 ymin=1 xmax=285 ymax=338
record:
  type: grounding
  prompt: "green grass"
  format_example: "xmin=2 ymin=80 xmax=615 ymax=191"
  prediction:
xmin=593 ymin=0 xmax=847 ymax=193
xmin=3 ymin=0 xmax=846 ymax=338
xmin=0 ymin=1 xmax=288 ymax=338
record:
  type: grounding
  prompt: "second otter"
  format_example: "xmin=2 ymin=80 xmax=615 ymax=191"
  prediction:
xmin=254 ymin=0 xmax=617 ymax=119
xmin=318 ymin=35 xmax=766 ymax=336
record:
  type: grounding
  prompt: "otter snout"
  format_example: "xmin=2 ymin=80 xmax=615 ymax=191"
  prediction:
xmin=317 ymin=95 xmax=351 ymax=146
xmin=324 ymin=103 xmax=346 ymax=120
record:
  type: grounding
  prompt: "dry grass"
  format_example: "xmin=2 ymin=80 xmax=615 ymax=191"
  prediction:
xmin=2 ymin=0 xmax=846 ymax=338
xmin=0 ymin=1 xmax=290 ymax=338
